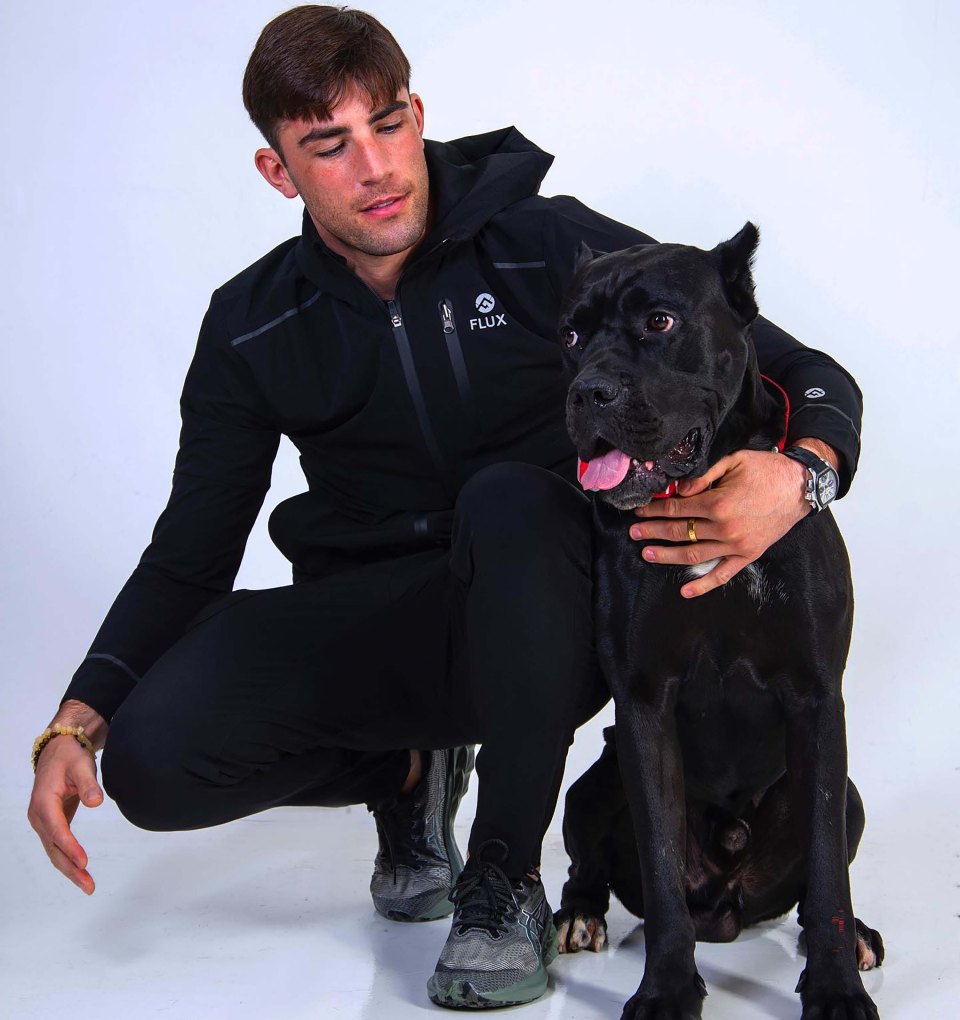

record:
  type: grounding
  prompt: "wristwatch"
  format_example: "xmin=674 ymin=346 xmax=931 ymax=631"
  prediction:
xmin=782 ymin=446 xmax=839 ymax=513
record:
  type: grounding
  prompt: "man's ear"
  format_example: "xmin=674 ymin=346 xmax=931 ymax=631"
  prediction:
xmin=255 ymin=148 xmax=299 ymax=200
xmin=409 ymin=91 xmax=425 ymax=139
xmin=712 ymin=222 xmax=760 ymax=324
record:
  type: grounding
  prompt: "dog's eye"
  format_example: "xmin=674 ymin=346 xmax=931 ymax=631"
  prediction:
xmin=646 ymin=313 xmax=675 ymax=332
xmin=562 ymin=329 xmax=579 ymax=349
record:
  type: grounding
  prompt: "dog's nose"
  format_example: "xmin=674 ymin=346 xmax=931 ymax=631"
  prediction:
xmin=571 ymin=374 xmax=621 ymax=409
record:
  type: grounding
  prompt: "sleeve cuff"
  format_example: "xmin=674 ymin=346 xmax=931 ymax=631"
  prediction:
xmin=61 ymin=654 xmax=140 ymax=724
xmin=786 ymin=403 xmax=861 ymax=498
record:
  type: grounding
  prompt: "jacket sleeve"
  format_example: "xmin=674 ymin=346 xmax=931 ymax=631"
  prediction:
xmin=61 ymin=295 xmax=282 ymax=722
xmin=542 ymin=195 xmax=863 ymax=495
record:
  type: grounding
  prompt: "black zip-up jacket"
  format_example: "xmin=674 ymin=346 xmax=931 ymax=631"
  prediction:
xmin=63 ymin=127 xmax=863 ymax=722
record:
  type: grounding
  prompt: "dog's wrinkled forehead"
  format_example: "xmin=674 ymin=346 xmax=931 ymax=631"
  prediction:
xmin=566 ymin=244 xmax=730 ymax=336
xmin=560 ymin=224 xmax=760 ymax=351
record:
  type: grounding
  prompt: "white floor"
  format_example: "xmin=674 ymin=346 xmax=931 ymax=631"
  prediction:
xmin=3 ymin=796 xmax=955 ymax=1020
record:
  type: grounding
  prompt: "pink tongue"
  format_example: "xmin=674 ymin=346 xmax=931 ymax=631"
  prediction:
xmin=578 ymin=449 xmax=631 ymax=491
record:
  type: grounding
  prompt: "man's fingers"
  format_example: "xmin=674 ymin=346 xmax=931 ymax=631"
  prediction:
xmin=675 ymin=456 xmax=731 ymax=497
xmin=631 ymin=517 xmax=714 ymax=544
xmin=80 ymin=784 xmax=104 ymax=807
xmin=45 ymin=841 xmax=95 ymax=895
xmin=634 ymin=490 xmax=721 ymax=520
xmin=45 ymin=811 xmax=87 ymax=869
xmin=679 ymin=556 xmax=750 ymax=598
xmin=640 ymin=540 xmax=726 ymax=567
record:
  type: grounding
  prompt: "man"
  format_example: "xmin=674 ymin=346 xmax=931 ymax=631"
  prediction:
xmin=27 ymin=5 xmax=862 ymax=1010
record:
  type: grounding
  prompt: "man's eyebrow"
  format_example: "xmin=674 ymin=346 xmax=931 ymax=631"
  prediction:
xmin=296 ymin=100 xmax=409 ymax=148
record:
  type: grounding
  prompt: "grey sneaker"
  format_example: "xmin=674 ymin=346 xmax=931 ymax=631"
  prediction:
xmin=427 ymin=839 xmax=559 ymax=1009
xmin=369 ymin=746 xmax=475 ymax=922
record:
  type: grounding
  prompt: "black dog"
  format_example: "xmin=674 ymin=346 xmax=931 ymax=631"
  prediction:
xmin=556 ymin=224 xmax=883 ymax=1019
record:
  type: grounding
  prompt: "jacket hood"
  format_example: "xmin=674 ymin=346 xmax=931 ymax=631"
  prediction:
xmin=424 ymin=126 xmax=554 ymax=239
xmin=296 ymin=127 xmax=553 ymax=298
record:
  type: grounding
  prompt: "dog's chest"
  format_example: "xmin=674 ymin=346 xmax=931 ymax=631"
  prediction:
xmin=678 ymin=560 xmax=786 ymax=609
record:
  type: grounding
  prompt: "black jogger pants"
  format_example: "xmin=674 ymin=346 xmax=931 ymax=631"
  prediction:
xmin=101 ymin=462 xmax=609 ymax=877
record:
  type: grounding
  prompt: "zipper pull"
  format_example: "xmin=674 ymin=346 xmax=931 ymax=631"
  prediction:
xmin=391 ymin=313 xmax=402 ymax=327
xmin=440 ymin=301 xmax=455 ymax=334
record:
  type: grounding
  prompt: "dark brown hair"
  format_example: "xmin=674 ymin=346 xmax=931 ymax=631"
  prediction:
xmin=242 ymin=5 xmax=411 ymax=159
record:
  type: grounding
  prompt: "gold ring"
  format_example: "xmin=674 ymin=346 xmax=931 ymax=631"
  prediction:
xmin=687 ymin=518 xmax=698 ymax=543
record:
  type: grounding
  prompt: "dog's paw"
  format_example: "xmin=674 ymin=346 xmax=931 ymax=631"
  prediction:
xmin=797 ymin=970 xmax=880 ymax=1020
xmin=554 ymin=907 xmax=607 ymax=953
xmin=621 ymin=972 xmax=706 ymax=1019
xmin=855 ymin=917 xmax=885 ymax=971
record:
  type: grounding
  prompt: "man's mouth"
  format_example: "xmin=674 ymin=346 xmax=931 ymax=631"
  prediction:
xmin=577 ymin=428 xmax=703 ymax=493
xmin=360 ymin=194 xmax=407 ymax=218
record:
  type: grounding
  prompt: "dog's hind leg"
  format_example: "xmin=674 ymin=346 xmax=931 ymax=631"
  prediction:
xmin=740 ymin=775 xmax=884 ymax=971
xmin=556 ymin=728 xmax=624 ymax=952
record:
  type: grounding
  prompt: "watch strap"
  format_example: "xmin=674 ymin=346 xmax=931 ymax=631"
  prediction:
xmin=783 ymin=446 xmax=838 ymax=512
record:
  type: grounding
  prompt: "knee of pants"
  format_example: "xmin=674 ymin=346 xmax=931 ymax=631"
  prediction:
xmin=454 ymin=461 xmax=590 ymax=556
xmin=100 ymin=714 xmax=198 ymax=832
xmin=845 ymin=777 xmax=866 ymax=859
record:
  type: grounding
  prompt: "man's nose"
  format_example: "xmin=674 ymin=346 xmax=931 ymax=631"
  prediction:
xmin=354 ymin=138 xmax=389 ymax=184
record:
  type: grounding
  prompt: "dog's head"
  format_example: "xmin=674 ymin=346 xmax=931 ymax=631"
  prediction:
xmin=561 ymin=222 xmax=761 ymax=510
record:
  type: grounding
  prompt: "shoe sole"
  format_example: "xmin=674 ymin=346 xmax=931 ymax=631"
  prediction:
xmin=380 ymin=745 xmax=476 ymax=924
xmin=426 ymin=915 xmax=559 ymax=1009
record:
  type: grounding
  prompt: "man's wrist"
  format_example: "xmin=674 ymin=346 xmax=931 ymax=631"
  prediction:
xmin=783 ymin=441 xmax=841 ymax=513
xmin=50 ymin=700 xmax=109 ymax=751
xmin=790 ymin=437 xmax=840 ymax=473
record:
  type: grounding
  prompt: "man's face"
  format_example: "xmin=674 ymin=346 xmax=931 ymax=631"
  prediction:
xmin=267 ymin=87 xmax=430 ymax=260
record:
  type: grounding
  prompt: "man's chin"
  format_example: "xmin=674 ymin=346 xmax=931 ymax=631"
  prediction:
xmin=307 ymin=198 xmax=429 ymax=261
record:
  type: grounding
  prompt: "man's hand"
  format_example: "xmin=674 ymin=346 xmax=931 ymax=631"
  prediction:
xmin=27 ymin=700 xmax=108 ymax=895
xmin=630 ymin=439 xmax=838 ymax=598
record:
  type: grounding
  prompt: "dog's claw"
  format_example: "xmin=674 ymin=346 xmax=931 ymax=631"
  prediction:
xmin=797 ymin=969 xmax=880 ymax=1020
xmin=855 ymin=917 xmax=885 ymax=970
xmin=621 ymin=972 xmax=706 ymax=1019
xmin=555 ymin=910 xmax=607 ymax=953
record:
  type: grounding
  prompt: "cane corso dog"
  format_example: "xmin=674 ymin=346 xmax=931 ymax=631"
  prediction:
xmin=557 ymin=224 xmax=883 ymax=1019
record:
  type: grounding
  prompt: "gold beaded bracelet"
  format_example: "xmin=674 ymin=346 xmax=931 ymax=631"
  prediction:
xmin=31 ymin=724 xmax=97 ymax=773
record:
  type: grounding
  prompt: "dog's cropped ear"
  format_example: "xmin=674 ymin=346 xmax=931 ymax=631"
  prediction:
xmin=574 ymin=241 xmax=608 ymax=271
xmin=712 ymin=222 xmax=760 ymax=325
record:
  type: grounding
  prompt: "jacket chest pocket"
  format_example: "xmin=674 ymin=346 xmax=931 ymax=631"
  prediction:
xmin=436 ymin=291 xmax=566 ymax=446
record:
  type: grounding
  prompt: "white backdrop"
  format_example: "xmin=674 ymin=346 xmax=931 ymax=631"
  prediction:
xmin=2 ymin=0 xmax=958 ymax=1014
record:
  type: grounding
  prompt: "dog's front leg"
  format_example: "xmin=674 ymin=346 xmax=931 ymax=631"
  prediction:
xmin=614 ymin=697 xmax=706 ymax=1020
xmin=786 ymin=691 xmax=879 ymax=1019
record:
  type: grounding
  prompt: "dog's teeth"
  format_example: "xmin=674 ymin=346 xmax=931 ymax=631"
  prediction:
xmin=631 ymin=459 xmax=639 ymax=467
xmin=644 ymin=460 xmax=654 ymax=470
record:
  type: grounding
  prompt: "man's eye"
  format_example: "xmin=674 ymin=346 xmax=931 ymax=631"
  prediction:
xmin=646 ymin=312 xmax=675 ymax=332
xmin=379 ymin=122 xmax=402 ymax=133
xmin=562 ymin=329 xmax=579 ymax=349
xmin=316 ymin=144 xmax=345 ymax=159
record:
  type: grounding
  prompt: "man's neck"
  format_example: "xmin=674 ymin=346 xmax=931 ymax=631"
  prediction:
xmin=309 ymin=207 xmax=434 ymax=302
xmin=340 ymin=249 xmax=408 ymax=301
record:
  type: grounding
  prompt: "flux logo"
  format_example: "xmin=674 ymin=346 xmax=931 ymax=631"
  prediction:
xmin=471 ymin=292 xmax=507 ymax=331
xmin=805 ymin=387 xmax=826 ymax=399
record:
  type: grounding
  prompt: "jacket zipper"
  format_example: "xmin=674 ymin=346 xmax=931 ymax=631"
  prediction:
xmin=386 ymin=297 xmax=446 ymax=473
xmin=439 ymin=299 xmax=476 ymax=424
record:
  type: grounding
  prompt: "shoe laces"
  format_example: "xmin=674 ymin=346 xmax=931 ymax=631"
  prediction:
xmin=369 ymin=766 xmax=429 ymax=880
xmin=373 ymin=800 xmax=425 ymax=877
xmin=450 ymin=839 xmax=519 ymax=936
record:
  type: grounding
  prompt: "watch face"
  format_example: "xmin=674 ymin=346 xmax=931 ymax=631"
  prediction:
xmin=817 ymin=470 xmax=839 ymax=506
